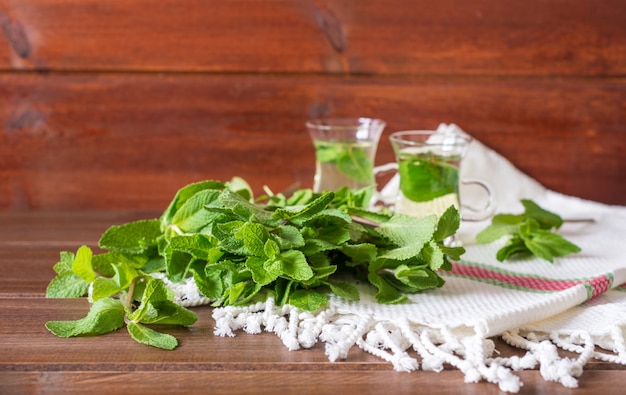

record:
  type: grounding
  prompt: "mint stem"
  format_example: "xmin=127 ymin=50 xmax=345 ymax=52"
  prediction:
xmin=125 ymin=277 xmax=137 ymax=310
xmin=350 ymin=215 xmax=380 ymax=228
xmin=563 ymin=218 xmax=595 ymax=223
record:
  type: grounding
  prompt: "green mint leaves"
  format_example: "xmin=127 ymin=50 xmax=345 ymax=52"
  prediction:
xmin=313 ymin=141 xmax=375 ymax=185
xmin=46 ymin=178 xmax=464 ymax=349
xmin=397 ymin=151 xmax=461 ymax=202
xmin=45 ymin=244 xmax=198 ymax=350
xmin=45 ymin=298 xmax=126 ymax=337
xmin=476 ymin=199 xmax=581 ymax=262
xmin=366 ymin=205 xmax=463 ymax=303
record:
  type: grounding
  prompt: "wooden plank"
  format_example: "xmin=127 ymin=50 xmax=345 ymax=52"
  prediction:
xmin=0 ymin=298 xmax=382 ymax=367
xmin=1 ymin=73 xmax=625 ymax=209
xmin=0 ymin=0 xmax=624 ymax=76
xmin=0 ymin=247 xmax=65 ymax=296
xmin=0 ymin=210 xmax=157 ymax=243
xmin=0 ymin=211 xmax=157 ymax=296
xmin=5 ymin=370 xmax=626 ymax=395
xmin=0 ymin=297 xmax=624 ymax=395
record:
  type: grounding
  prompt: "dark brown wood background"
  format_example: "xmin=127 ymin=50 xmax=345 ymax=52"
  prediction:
xmin=1 ymin=0 xmax=625 ymax=210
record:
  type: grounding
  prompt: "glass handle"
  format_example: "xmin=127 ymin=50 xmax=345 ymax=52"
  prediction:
xmin=460 ymin=178 xmax=496 ymax=222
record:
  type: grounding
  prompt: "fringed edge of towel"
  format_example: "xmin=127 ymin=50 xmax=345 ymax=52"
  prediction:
xmin=159 ymin=274 xmax=626 ymax=393
xmin=501 ymin=327 xmax=626 ymax=389
xmin=210 ymin=296 xmax=527 ymax=393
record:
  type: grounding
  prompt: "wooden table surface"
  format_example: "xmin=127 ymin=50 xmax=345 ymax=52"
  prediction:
xmin=1 ymin=211 xmax=624 ymax=395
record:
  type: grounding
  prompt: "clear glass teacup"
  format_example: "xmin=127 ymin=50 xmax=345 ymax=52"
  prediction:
xmin=380 ymin=130 xmax=495 ymax=222
xmin=306 ymin=117 xmax=386 ymax=193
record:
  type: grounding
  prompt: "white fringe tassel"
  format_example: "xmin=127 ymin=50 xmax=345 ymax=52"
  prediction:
xmin=163 ymin=276 xmax=626 ymax=393
xmin=210 ymin=296 xmax=526 ymax=392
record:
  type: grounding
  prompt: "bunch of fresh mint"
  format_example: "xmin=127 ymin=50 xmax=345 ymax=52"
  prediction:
xmin=45 ymin=178 xmax=464 ymax=349
xmin=476 ymin=199 xmax=581 ymax=262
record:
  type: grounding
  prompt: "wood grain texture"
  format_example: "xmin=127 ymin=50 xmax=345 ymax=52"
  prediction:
xmin=7 ymin=371 xmax=626 ymax=395
xmin=0 ymin=0 xmax=625 ymax=76
xmin=1 ymin=296 xmax=625 ymax=395
xmin=1 ymin=0 xmax=625 ymax=210
xmin=1 ymin=297 xmax=625 ymax=395
xmin=1 ymin=73 xmax=625 ymax=209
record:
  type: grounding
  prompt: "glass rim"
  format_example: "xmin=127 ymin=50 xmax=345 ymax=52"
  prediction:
xmin=305 ymin=117 xmax=386 ymax=131
xmin=389 ymin=130 xmax=472 ymax=146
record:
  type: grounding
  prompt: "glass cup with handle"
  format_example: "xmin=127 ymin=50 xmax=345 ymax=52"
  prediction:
xmin=382 ymin=130 xmax=495 ymax=221
xmin=306 ymin=117 xmax=386 ymax=192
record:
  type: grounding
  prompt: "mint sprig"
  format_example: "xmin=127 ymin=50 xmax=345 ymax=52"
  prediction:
xmin=45 ymin=178 xmax=464 ymax=349
xmin=313 ymin=141 xmax=374 ymax=185
xmin=397 ymin=151 xmax=461 ymax=202
xmin=476 ymin=199 xmax=581 ymax=262
xmin=45 ymin=243 xmax=198 ymax=350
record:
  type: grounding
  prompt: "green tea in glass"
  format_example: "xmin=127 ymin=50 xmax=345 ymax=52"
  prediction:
xmin=306 ymin=118 xmax=385 ymax=192
xmin=389 ymin=130 xmax=492 ymax=221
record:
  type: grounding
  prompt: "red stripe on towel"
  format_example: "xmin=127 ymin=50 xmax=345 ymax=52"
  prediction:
xmin=448 ymin=262 xmax=612 ymax=299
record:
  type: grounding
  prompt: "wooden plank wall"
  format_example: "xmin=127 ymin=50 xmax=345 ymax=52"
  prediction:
xmin=1 ymin=0 xmax=625 ymax=210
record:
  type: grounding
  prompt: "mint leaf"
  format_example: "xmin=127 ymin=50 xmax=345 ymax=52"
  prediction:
xmin=393 ymin=265 xmax=444 ymax=291
xmin=91 ymin=277 xmax=123 ymax=301
xmin=433 ymin=205 xmax=461 ymax=242
xmin=475 ymin=214 xmax=524 ymax=244
xmin=340 ymin=243 xmax=378 ymax=266
xmin=325 ymin=280 xmax=359 ymax=301
xmin=167 ymin=234 xmax=222 ymax=262
xmin=160 ymin=180 xmax=225 ymax=229
xmin=246 ymin=256 xmax=281 ymax=286
xmin=92 ymin=251 xmax=146 ymax=275
xmin=191 ymin=262 xmax=227 ymax=300
xmin=439 ymin=245 xmax=465 ymax=262
xmin=99 ymin=219 xmax=161 ymax=253
xmin=521 ymin=199 xmax=563 ymax=229
xmin=218 ymin=188 xmax=275 ymax=224
xmin=127 ymin=321 xmax=178 ymax=350
xmin=519 ymin=219 xmax=581 ymax=263
xmin=139 ymin=300 xmax=198 ymax=326
xmin=213 ymin=220 xmax=247 ymax=255
xmin=367 ymin=272 xmax=407 ymax=304
xmin=375 ymin=214 xmax=437 ymax=261
xmin=478 ymin=200 xmax=581 ymax=262
xmin=45 ymin=298 xmax=125 ymax=337
xmin=420 ymin=240 xmax=445 ymax=271
xmin=227 ymin=280 xmax=263 ymax=306
xmin=165 ymin=250 xmax=193 ymax=283
xmin=228 ymin=176 xmax=254 ymax=202
xmin=285 ymin=189 xmax=314 ymax=206
xmin=496 ymin=235 xmax=530 ymax=261
xmin=335 ymin=147 xmax=374 ymax=185
xmin=272 ymin=191 xmax=335 ymax=225
xmin=288 ymin=289 xmax=328 ymax=311
xmin=277 ymin=250 xmax=313 ymax=281
xmin=332 ymin=186 xmax=374 ymax=209
xmin=53 ymin=251 xmax=75 ymax=275
xmin=313 ymin=141 xmax=374 ymax=186
xmin=129 ymin=278 xmax=197 ymax=328
xmin=263 ymin=239 xmax=281 ymax=259
xmin=45 ymin=272 xmax=89 ymax=298
xmin=274 ymin=278 xmax=294 ymax=306
xmin=71 ymin=245 xmax=96 ymax=282
xmin=237 ymin=222 xmax=270 ymax=258
xmin=269 ymin=224 xmax=305 ymax=249
xmin=397 ymin=151 xmax=460 ymax=202
xmin=170 ymin=189 xmax=222 ymax=233
xmin=46 ymin=250 xmax=89 ymax=298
